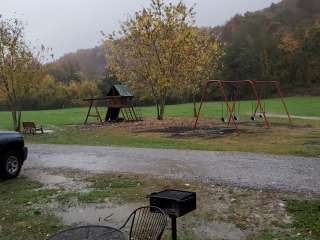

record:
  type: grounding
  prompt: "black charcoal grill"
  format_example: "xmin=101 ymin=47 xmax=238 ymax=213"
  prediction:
xmin=150 ymin=189 xmax=196 ymax=240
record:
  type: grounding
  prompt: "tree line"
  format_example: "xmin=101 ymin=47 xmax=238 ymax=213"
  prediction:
xmin=0 ymin=0 xmax=319 ymax=129
xmin=218 ymin=0 xmax=320 ymax=93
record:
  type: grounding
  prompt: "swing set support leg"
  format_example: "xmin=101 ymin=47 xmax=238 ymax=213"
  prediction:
xmin=250 ymin=81 xmax=270 ymax=128
xmin=275 ymin=82 xmax=292 ymax=124
xmin=227 ymin=84 xmax=240 ymax=127
xmin=194 ymin=80 xmax=240 ymax=134
xmin=193 ymin=83 xmax=208 ymax=129
xmin=193 ymin=80 xmax=291 ymax=134
xmin=219 ymin=82 xmax=240 ymax=134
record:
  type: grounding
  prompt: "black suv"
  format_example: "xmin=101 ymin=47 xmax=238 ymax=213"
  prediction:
xmin=0 ymin=131 xmax=28 ymax=179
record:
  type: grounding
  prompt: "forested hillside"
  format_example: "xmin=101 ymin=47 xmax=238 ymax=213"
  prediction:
xmin=46 ymin=46 xmax=106 ymax=83
xmin=218 ymin=0 xmax=320 ymax=94
xmin=47 ymin=0 xmax=319 ymax=95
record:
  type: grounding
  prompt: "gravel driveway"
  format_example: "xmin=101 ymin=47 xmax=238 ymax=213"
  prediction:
xmin=24 ymin=144 xmax=320 ymax=193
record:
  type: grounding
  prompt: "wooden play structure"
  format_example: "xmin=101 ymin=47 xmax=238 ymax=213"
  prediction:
xmin=193 ymin=80 xmax=292 ymax=133
xmin=83 ymin=85 xmax=142 ymax=125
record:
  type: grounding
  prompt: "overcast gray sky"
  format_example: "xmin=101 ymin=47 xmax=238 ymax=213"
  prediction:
xmin=1 ymin=0 xmax=281 ymax=59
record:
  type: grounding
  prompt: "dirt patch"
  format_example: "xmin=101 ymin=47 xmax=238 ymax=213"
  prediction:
xmin=58 ymin=116 xmax=319 ymax=148
xmin=191 ymin=219 xmax=248 ymax=240
xmin=141 ymin=125 xmax=239 ymax=138
xmin=131 ymin=118 xmax=302 ymax=139
xmin=304 ymin=140 xmax=320 ymax=146
xmin=66 ymin=123 xmax=107 ymax=130
xmin=67 ymin=117 xmax=306 ymax=139
xmin=73 ymin=117 xmax=263 ymax=138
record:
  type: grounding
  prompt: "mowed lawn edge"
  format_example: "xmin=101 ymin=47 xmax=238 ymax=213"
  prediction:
xmin=0 ymin=96 xmax=319 ymax=130
xmin=24 ymin=118 xmax=320 ymax=157
xmin=1 ymin=96 xmax=319 ymax=157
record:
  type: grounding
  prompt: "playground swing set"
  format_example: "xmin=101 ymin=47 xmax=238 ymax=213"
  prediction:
xmin=193 ymin=80 xmax=292 ymax=134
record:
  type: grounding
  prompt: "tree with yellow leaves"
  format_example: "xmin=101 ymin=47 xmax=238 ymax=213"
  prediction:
xmin=106 ymin=0 xmax=197 ymax=120
xmin=179 ymin=27 xmax=222 ymax=116
xmin=0 ymin=16 xmax=46 ymax=131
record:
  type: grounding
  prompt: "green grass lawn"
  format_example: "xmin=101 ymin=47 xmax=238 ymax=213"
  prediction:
xmin=0 ymin=177 xmax=64 ymax=240
xmin=148 ymin=96 xmax=320 ymax=118
xmin=24 ymin=117 xmax=320 ymax=157
xmin=0 ymin=96 xmax=319 ymax=130
xmin=1 ymin=96 xmax=319 ymax=157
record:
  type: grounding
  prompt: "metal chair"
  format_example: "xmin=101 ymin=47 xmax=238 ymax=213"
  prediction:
xmin=119 ymin=206 xmax=168 ymax=240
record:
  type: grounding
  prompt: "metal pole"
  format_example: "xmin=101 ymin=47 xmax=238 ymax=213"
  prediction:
xmin=227 ymin=83 xmax=240 ymax=127
xmin=171 ymin=216 xmax=177 ymax=240
xmin=274 ymin=82 xmax=292 ymax=124
xmin=219 ymin=82 xmax=240 ymax=134
xmin=250 ymin=81 xmax=270 ymax=128
xmin=193 ymin=83 xmax=209 ymax=129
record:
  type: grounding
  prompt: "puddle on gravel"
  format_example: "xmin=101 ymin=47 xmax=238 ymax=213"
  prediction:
xmin=190 ymin=220 xmax=247 ymax=240
xmin=23 ymin=168 xmax=88 ymax=191
xmin=57 ymin=202 xmax=247 ymax=240
xmin=56 ymin=201 xmax=140 ymax=227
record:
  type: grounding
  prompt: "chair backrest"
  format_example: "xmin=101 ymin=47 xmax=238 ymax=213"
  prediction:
xmin=23 ymin=122 xmax=36 ymax=128
xmin=121 ymin=206 xmax=167 ymax=240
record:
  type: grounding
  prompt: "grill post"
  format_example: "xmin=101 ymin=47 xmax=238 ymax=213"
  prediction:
xmin=171 ymin=216 xmax=177 ymax=240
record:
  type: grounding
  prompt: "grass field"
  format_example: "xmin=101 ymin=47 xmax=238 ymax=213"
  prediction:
xmin=24 ymin=116 xmax=320 ymax=157
xmin=0 ymin=96 xmax=319 ymax=130
xmin=1 ymin=96 xmax=319 ymax=157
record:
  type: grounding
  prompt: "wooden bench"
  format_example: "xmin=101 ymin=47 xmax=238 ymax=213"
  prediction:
xmin=22 ymin=122 xmax=44 ymax=135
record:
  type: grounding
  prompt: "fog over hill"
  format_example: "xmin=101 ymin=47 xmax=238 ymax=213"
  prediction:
xmin=2 ymin=0 xmax=280 ymax=59
xmin=46 ymin=0 xmax=320 ymax=90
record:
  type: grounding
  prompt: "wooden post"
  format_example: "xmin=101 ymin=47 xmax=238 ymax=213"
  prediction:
xmin=84 ymin=99 xmax=103 ymax=125
xmin=94 ymin=105 xmax=103 ymax=124
xmin=84 ymin=100 xmax=93 ymax=125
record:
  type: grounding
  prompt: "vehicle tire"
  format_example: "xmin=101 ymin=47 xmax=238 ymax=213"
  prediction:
xmin=0 ymin=151 xmax=22 ymax=179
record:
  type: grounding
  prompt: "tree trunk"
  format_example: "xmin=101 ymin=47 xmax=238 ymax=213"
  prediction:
xmin=158 ymin=103 xmax=165 ymax=120
xmin=17 ymin=111 xmax=22 ymax=132
xmin=192 ymin=94 xmax=197 ymax=117
xmin=155 ymin=102 xmax=160 ymax=120
xmin=9 ymin=101 xmax=21 ymax=132
xmin=157 ymin=95 xmax=166 ymax=120
xmin=11 ymin=109 xmax=18 ymax=131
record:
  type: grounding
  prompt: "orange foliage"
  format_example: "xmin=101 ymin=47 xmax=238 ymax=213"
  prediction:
xmin=279 ymin=33 xmax=300 ymax=54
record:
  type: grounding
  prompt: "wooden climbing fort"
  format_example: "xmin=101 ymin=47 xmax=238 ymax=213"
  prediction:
xmin=83 ymin=85 xmax=142 ymax=125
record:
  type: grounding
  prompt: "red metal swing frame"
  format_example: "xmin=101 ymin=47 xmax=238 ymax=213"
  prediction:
xmin=193 ymin=80 xmax=292 ymax=134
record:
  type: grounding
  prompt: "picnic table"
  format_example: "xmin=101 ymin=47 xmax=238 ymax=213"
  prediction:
xmin=48 ymin=225 xmax=125 ymax=240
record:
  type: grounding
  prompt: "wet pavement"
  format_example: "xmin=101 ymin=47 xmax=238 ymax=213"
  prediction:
xmin=24 ymin=144 xmax=320 ymax=193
